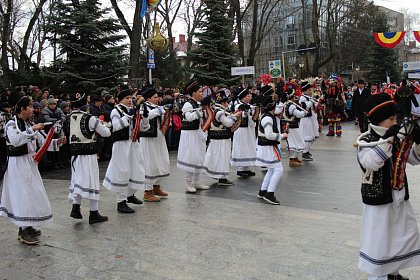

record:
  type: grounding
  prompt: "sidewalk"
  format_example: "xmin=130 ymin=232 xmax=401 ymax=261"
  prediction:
xmin=1 ymin=122 xmax=420 ymax=279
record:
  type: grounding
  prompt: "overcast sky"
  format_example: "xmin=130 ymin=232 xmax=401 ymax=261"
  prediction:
xmin=373 ymin=0 xmax=420 ymax=18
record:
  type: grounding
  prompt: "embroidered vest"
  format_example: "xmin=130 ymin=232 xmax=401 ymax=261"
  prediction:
xmin=283 ymin=101 xmax=300 ymax=129
xmin=6 ymin=118 xmax=29 ymax=156
xmin=208 ymin=110 xmax=232 ymax=140
xmin=139 ymin=103 xmax=159 ymax=138
xmin=181 ymin=99 xmax=200 ymax=130
xmin=258 ymin=114 xmax=280 ymax=146
xmin=69 ymin=111 xmax=97 ymax=155
xmin=112 ymin=105 xmax=130 ymax=142
xmin=358 ymin=132 xmax=409 ymax=205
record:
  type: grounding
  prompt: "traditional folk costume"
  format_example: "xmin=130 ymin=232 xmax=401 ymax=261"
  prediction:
xmin=256 ymin=96 xmax=286 ymax=205
xmin=139 ymin=88 xmax=171 ymax=202
xmin=0 ymin=96 xmax=64 ymax=244
xmin=0 ymin=103 xmax=12 ymax=179
xmin=283 ymin=90 xmax=307 ymax=167
xmin=299 ymin=82 xmax=319 ymax=161
xmin=325 ymin=79 xmax=345 ymax=136
xmin=231 ymin=88 xmax=258 ymax=177
xmin=68 ymin=92 xmax=111 ymax=224
xmin=357 ymin=94 xmax=420 ymax=280
xmin=177 ymin=81 xmax=211 ymax=193
xmin=203 ymin=91 xmax=237 ymax=186
xmin=103 ymin=88 xmax=149 ymax=213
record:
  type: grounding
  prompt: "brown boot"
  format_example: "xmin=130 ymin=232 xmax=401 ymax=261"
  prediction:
xmin=153 ymin=185 xmax=168 ymax=198
xmin=295 ymin=157 xmax=303 ymax=164
xmin=144 ymin=190 xmax=160 ymax=202
xmin=289 ymin=158 xmax=302 ymax=167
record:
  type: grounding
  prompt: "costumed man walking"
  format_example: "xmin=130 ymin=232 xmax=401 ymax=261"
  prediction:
xmin=68 ymin=91 xmax=111 ymax=224
xmin=352 ymin=79 xmax=371 ymax=133
xmin=299 ymin=81 xmax=319 ymax=161
xmin=231 ymin=87 xmax=258 ymax=177
xmin=0 ymin=93 xmax=66 ymax=245
xmin=325 ymin=77 xmax=345 ymax=136
xmin=139 ymin=87 xmax=171 ymax=202
xmin=103 ymin=86 xmax=149 ymax=213
xmin=177 ymin=80 xmax=212 ymax=193
xmin=203 ymin=89 xmax=239 ymax=186
xmin=256 ymin=95 xmax=288 ymax=205
xmin=357 ymin=93 xmax=420 ymax=280
xmin=283 ymin=89 xmax=307 ymax=167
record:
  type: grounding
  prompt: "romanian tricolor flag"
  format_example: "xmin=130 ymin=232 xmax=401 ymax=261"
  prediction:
xmin=374 ymin=32 xmax=406 ymax=48
xmin=414 ymin=31 xmax=420 ymax=44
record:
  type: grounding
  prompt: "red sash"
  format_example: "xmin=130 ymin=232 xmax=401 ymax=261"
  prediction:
xmin=160 ymin=110 xmax=171 ymax=135
xmin=392 ymin=135 xmax=413 ymax=190
xmin=33 ymin=126 xmax=55 ymax=163
xmin=230 ymin=110 xmax=242 ymax=132
xmin=201 ymin=105 xmax=215 ymax=132
xmin=132 ymin=111 xmax=141 ymax=142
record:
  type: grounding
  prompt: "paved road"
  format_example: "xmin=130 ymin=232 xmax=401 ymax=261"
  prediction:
xmin=1 ymin=122 xmax=420 ymax=279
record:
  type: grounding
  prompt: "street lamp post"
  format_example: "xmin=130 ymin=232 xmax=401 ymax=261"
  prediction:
xmin=298 ymin=62 xmax=304 ymax=79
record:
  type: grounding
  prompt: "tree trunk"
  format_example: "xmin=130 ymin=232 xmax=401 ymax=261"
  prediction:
xmin=17 ymin=0 xmax=48 ymax=73
xmin=1 ymin=0 xmax=13 ymax=87
xmin=247 ymin=0 xmax=258 ymax=66
xmin=129 ymin=0 xmax=142 ymax=79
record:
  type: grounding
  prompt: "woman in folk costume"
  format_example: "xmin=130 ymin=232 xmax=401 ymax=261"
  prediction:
xmin=256 ymin=95 xmax=288 ymax=205
xmin=177 ymin=80 xmax=212 ymax=193
xmin=103 ymin=85 xmax=149 ymax=213
xmin=203 ymin=89 xmax=240 ymax=186
xmin=283 ymin=89 xmax=307 ymax=167
xmin=68 ymin=92 xmax=111 ymax=224
xmin=139 ymin=87 xmax=171 ymax=202
xmin=0 ymin=94 xmax=66 ymax=245
xmin=299 ymin=81 xmax=319 ymax=161
xmin=357 ymin=93 xmax=420 ymax=280
xmin=231 ymin=87 xmax=258 ymax=177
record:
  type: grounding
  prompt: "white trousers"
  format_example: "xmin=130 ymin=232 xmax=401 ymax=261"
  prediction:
xmin=303 ymin=141 xmax=313 ymax=153
xmin=290 ymin=150 xmax=301 ymax=159
xmin=72 ymin=194 xmax=99 ymax=211
xmin=185 ymin=171 xmax=200 ymax=183
xmin=117 ymin=188 xmax=137 ymax=203
xmin=260 ymin=166 xmax=283 ymax=192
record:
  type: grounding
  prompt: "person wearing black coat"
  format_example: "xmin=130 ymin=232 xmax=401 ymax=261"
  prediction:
xmin=395 ymin=79 xmax=419 ymax=120
xmin=351 ymin=79 xmax=371 ymax=133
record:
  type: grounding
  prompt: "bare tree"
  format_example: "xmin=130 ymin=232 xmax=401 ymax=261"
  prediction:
xmin=157 ymin=0 xmax=182 ymax=59
xmin=110 ymin=0 xmax=143 ymax=79
xmin=1 ymin=0 xmax=13 ymax=85
xmin=230 ymin=0 xmax=252 ymax=65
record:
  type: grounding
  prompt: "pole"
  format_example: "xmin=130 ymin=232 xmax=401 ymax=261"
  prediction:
xmin=282 ymin=52 xmax=286 ymax=79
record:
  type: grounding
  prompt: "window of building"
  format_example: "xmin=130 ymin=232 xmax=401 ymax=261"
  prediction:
xmin=286 ymin=15 xmax=295 ymax=29
xmin=287 ymin=35 xmax=295 ymax=45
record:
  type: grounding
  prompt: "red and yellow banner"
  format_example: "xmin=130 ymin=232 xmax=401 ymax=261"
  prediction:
xmin=374 ymin=32 xmax=406 ymax=48
xmin=414 ymin=31 xmax=420 ymax=44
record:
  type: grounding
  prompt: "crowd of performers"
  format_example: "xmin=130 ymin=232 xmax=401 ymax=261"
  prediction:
xmin=1 ymin=76 xmax=420 ymax=250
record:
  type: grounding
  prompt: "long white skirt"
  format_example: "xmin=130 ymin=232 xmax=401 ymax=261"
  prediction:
xmin=0 ymin=155 xmax=53 ymax=227
xmin=255 ymin=144 xmax=282 ymax=168
xmin=300 ymin=117 xmax=316 ymax=142
xmin=140 ymin=131 xmax=170 ymax=185
xmin=359 ymin=189 xmax=420 ymax=276
xmin=311 ymin=112 xmax=319 ymax=139
xmin=177 ymin=129 xmax=207 ymax=173
xmin=288 ymin=127 xmax=305 ymax=152
xmin=231 ymin=126 xmax=256 ymax=167
xmin=203 ymin=139 xmax=231 ymax=179
xmin=69 ymin=154 xmax=100 ymax=201
xmin=103 ymin=140 xmax=145 ymax=192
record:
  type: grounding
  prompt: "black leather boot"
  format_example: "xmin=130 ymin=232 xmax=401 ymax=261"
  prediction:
xmin=27 ymin=226 xmax=41 ymax=236
xmin=70 ymin=204 xmax=83 ymax=219
xmin=89 ymin=211 xmax=109 ymax=224
xmin=127 ymin=195 xmax=143 ymax=204
xmin=117 ymin=200 xmax=135 ymax=213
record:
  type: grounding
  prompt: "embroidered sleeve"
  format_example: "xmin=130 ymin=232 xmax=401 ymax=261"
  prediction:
xmin=261 ymin=117 xmax=279 ymax=141
xmin=111 ymin=109 xmax=130 ymax=131
xmin=219 ymin=112 xmax=235 ymax=128
xmin=358 ymin=142 xmax=392 ymax=171
xmin=89 ymin=116 xmax=111 ymax=137
xmin=183 ymin=102 xmax=201 ymax=121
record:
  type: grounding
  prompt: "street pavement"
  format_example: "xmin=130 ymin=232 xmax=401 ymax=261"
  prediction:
xmin=1 ymin=121 xmax=420 ymax=279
